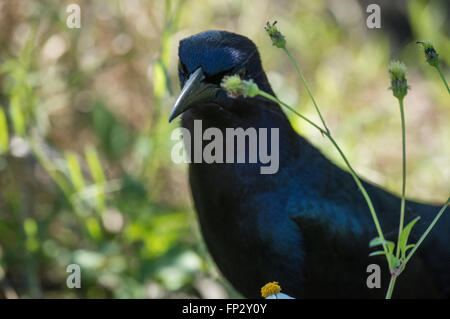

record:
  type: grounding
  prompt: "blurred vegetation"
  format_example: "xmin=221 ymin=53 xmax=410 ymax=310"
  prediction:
xmin=0 ymin=0 xmax=448 ymax=298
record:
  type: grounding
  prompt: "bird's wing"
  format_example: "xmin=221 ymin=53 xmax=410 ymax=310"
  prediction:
xmin=286 ymin=187 xmax=448 ymax=297
xmin=285 ymin=195 xmax=390 ymax=297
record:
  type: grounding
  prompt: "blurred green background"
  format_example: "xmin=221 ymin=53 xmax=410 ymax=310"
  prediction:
xmin=0 ymin=0 xmax=448 ymax=298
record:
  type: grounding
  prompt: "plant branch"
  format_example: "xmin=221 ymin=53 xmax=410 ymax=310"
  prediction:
xmin=404 ymin=198 xmax=449 ymax=266
xmin=385 ymin=275 xmax=397 ymax=299
xmin=282 ymin=47 xmax=330 ymax=134
xmin=395 ymin=99 xmax=407 ymax=258
xmin=435 ymin=65 xmax=450 ymax=94
xmin=257 ymin=90 xmax=391 ymax=263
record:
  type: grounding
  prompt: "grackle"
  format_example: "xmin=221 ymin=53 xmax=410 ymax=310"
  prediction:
xmin=169 ymin=30 xmax=449 ymax=298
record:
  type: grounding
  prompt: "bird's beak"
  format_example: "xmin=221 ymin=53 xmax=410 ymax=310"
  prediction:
xmin=169 ymin=67 xmax=219 ymax=122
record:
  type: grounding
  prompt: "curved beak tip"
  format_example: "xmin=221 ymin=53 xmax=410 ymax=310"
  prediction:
xmin=168 ymin=111 xmax=177 ymax=123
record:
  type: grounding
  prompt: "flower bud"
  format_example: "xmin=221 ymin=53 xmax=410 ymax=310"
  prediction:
xmin=388 ymin=61 xmax=409 ymax=101
xmin=417 ymin=40 xmax=439 ymax=68
xmin=264 ymin=21 xmax=286 ymax=49
xmin=221 ymin=75 xmax=259 ymax=98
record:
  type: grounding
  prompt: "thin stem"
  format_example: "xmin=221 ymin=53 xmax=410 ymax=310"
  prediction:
xmin=257 ymin=90 xmax=391 ymax=262
xmin=258 ymin=91 xmax=326 ymax=134
xmin=435 ymin=65 xmax=450 ymax=94
xmin=395 ymin=99 xmax=406 ymax=258
xmin=326 ymin=137 xmax=391 ymax=268
xmin=282 ymin=47 xmax=330 ymax=134
xmin=385 ymin=275 xmax=397 ymax=299
xmin=404 ymin=198 xmax=449 ymax=266
xmin=278 ymin=48 xmax=388 ymax=260
xmin=327 ymin=137 xmax=389 ymax=260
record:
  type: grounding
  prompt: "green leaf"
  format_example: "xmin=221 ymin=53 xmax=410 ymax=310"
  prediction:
xmin=85 ymin=146 xmax=106 ymax=214
xmin=0 ymin=106 xmax=9 ymax=154
xmin=65 ymin=151 xmax=85 ymax=192
xmin=405 ymin=244 xmax=415 ymax=253
xmin=153 ymin=60 xmax=167 ymax=101
xmin=389 ymin=254 xmax=401 ymax=270
xmin=10 ymin=96 xmax=25 ymax=137
xmin=369 ymin=250 xmax=386 ymax=257
xmin=399 ymin=216 xmax=420 ymax=259
xmin=85 ymin=216 xmax=102 ymax=241
xmin=85 ymin=147 xmax=105 ymax=185
xmin=369 ymin=237 xmax=395 ymax=254
xmin=24 ymin=217 xmax=38 ymax=236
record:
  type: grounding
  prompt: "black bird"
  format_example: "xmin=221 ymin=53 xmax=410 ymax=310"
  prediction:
xmin=169 ymin=30 xmax=449 ymax=298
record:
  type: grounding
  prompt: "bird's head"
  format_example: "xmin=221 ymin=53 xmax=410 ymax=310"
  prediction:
xmin=169 ymin=30 xmax=273 ymax=122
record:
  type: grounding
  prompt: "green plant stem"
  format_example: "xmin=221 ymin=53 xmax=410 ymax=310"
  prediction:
xmin=282 ymin=47 xmax=330 ymax=134
xmin=257 ymin=90 xmax=391 ymax=263
xmin=385 ymin=275 xmax=397 ymax=299
xmin=258 ymin=91 xmax=324 ymax=132
xmin=395 ymin=99 xmax=406 ymax=258
xmin=435 ymin=65 xmax=450 ymax=94
xmin=268 ymin=41 xmax=448 ymax=300
xmin=404 ymin=198 xmax=449 ymax=266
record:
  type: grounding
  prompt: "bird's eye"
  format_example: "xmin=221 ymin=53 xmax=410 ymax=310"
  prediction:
xmin=237 ymin=67 xmax=246 ymax=78
xmin=178 ymin=61 xmax=188 ymax=76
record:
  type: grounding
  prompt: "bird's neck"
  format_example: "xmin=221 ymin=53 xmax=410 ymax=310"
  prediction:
xmin=180 ymin=97 xmax=308 ymax=181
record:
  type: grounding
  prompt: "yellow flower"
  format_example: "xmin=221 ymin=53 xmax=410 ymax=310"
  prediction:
xmin=261 ymin=281 xmax=281 ymax=298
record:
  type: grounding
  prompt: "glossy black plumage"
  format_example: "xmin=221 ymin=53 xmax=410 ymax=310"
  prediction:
xmin=171 ymin=30 xmax=449 ymax=298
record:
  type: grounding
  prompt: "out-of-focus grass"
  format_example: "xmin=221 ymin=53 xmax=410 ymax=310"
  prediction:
xmin=0 ymin=0 xmax=448 ymax=298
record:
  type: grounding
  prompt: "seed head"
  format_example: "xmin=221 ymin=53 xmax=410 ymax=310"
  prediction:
xmin=264 ymin=21 xmax=286 ymax=49
xmin=388 ymin=60 xmax=409 ymax=101
xmin=220 ymin=75 xmax=259 ymax=98
xmin=417 ymin=40 xmax=439 ymax=68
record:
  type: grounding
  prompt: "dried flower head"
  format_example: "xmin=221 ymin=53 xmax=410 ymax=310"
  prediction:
xmin=220 ymin=75 xmax=259 ymax=98
xmin=264 ymin=21 xmax=286 ymax=49
xmin=388 ymin=60 xmax=409 ymax=101
xmin=417 ymin=40 xmax=439 ymax=68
